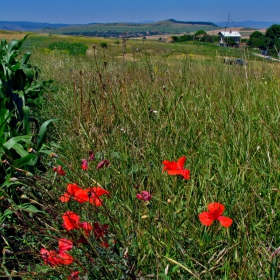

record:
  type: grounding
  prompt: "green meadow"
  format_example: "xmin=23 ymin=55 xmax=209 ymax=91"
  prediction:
xmin=1 ymin=33 xmax=280 ymax=279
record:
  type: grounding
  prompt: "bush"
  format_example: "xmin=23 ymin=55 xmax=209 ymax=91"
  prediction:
xmin=100 ymin=42 xmax=108 ymax=48
xmin=48 ymin=41 xmax=88 ymax=55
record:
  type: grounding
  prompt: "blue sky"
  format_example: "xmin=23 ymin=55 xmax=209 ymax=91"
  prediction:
xmin=0 ymin=0 xmax=279 ymax=24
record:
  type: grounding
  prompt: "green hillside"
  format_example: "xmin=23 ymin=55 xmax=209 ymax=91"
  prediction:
xmin=39 ymin=19 xmax=221 ymax=35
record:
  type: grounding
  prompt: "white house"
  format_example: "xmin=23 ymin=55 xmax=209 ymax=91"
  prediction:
xmin=218 ymin=31 xmax=241 ymax=47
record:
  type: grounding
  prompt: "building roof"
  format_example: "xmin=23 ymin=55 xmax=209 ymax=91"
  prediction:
xmin=219 ymin=31 xmax=241 ymax=37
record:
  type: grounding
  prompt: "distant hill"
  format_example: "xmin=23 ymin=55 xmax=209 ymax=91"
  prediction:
xmin=168 ymin=19 xmax=217 ymax=26
xmin=0 ymin=19 xmax=218 ymax=33
xmin=0 ymin=21 xmax=76 ymax=31
xmin=215 ymin=20 xmax=280 ymax=29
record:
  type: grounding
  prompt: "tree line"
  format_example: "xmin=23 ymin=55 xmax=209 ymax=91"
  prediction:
xmin=248 ymin=24 xmax=280 ymax=56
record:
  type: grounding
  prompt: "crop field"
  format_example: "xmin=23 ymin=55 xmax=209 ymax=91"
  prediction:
xmin=0 ymin=33 xmax=280 ymax=279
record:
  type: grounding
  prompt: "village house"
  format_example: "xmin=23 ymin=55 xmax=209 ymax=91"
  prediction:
xmin=218 ymin=31 xmax=241 ymax=47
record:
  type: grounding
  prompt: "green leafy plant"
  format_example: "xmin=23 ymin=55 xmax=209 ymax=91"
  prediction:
xmin=0 ymin=34 xmax=56 ymax=179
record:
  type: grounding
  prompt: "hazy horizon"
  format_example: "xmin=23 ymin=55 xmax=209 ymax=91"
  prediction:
xmin=0 ymin=0 xmax=280 ymax=25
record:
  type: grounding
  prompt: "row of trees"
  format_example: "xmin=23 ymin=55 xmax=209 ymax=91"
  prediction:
xmin=248 ymin=24 xmax=280 ymax=55
xmin=172 ymin=30 xmax=220 ymax=43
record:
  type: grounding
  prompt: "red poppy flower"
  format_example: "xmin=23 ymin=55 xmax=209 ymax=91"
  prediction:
xmin=59 ymin=184 xmax=109 ymax=206
xmin=81 ymin=159 xmax=88 ymax=170
xmin=62 ymin=211 xmax=80 ymax=231
xmin=40 ymin=243 xmax=73 ymax=266
xmin=136 ymin=191 xmax=152 ymax=201
xmin=199 ymin=202 xmax=233 ymax=228
xmin=55 ymin=251 xmax=74 ymax=265
xmin=60 ymin=183 xmax=81 ymax=202
xmin=162 ymin=156 xmax=190 ymax=180
xmin=53 ymin=165 xmax=66 ymax=176
xmin=62 ymin=211 xmax=93 ymax=238
xmin=73 ymin=187 xmax=110 ymax=206
xmin=58 ymin=238 xmax=73 ymax=252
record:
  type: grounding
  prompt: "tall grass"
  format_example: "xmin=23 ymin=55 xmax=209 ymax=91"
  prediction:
xmin=2 ymin=36 xmax=280 ymax=279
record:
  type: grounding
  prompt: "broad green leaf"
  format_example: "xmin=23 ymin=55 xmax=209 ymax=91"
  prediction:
xmin=21 ymin=52 xmax=31 ymax=65
xmin=3 ymin=135 xmax=32 ymax=150
xmin=0 ymin=209 xmax=13 ymax=222
xmin=22 ymin=106 xmax=31 ymax=135
xmin=36 ymin=119 xmax=58 ymax=151
xmin=9 ymin=142 xmax=29 ymax=157
xmin=17 ymin=203 xmax=45 ymax=214
xmin=13 ymin=153 xmax=37 ymax=167
xmin=21 ymin=65 xmax=34 ymax=80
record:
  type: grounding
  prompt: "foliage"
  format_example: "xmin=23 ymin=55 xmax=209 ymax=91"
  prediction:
xmin=0 ymin=34 xmax=55 ymax=179
xmin=100 ymin=42 xmax=108 ymax=48
xmin=172 ymin=33 xmax=219 ymax=44
xmin=265 ymin=24 xmax=280 ymax=41
xmin=48 ymin=41 xmax=88 ymax=55
xmin=172 ymin=34 xmax=194 ymax=42
xmin=194 ymin=29 xmax=207 ymax=37
xmin=0 ymin=35 xmax=57 ymax=277
xmin=248 ymin=24 xmax=280 ymax=55
xmin=248 ymin=31 xmax=268 ymax=49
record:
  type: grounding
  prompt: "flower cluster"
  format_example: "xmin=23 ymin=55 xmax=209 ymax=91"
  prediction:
xmin=43 ymin=153 xmax=233 ymax=278
xmin=163 ymin=156 xmax=233 ymax=228
xmin=41 ymin=151 xmax=112 ymax=278
xmin=40 ymin=238 xmax=73 ymax=267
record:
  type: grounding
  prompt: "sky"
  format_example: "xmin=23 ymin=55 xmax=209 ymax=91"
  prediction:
xmin=0 ymin=0 xmax=280 ymax=24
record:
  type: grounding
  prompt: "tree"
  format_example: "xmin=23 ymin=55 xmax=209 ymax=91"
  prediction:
xmin=194 ymin=30 xmax=206 ymax=37
xmin=248 ymin=31 xmax=268 ymax=49
xmin=265 ymin=24 xmax=280 ymax=52
xmin=265 ymin=24 xmax=280 ymax=41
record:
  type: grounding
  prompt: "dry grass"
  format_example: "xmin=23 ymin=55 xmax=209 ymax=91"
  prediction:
xmin=0 ymin=31 xmax=28 ymax=41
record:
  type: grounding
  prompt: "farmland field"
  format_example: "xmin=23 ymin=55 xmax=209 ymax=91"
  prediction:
xmin=1 ymin=32 xmax=280 ymax=279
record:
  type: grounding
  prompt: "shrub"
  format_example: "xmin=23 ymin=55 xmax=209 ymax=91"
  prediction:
xmin=48 ymin=41 xmax=88 ymax=55
xmin=100 ymin=42 xmax=108 ymax=48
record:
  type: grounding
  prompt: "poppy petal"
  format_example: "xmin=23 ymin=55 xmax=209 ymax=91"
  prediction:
xmin=181 ymin=169 xmax=190 ymax=180
xmin=62 ymin=211 xmax=80 ymax=230
xmin=67 ymin=183 xmax=82 ymax=195
xmin=166 ymin=169 xmax=184 ymax=176
xmin=162 ymin=160 xmax=177 ymax=171
xmin=167 ymin=169 xmax=190 ymax=180
xmin=177 ymin=156 xmax=186 ymax=169
xmin=58 ymin=238 xmax=73 ymax=251
xmin=59 ymin=192 xmax=71 ymax=202
xmin=91 ymin=187 xmax=110 ymax=197
xmin=199 ymin=212 xmax=214 ymax=226
xmin=72 ymin=190 xmax=89 ymax=203
xmin=218 ymin=216 xmax=233 ymax=228
xmin=57 ymin=251 xmax=74 ymax=265
xmin=208 ymin=202 xmax=225 ymax=218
